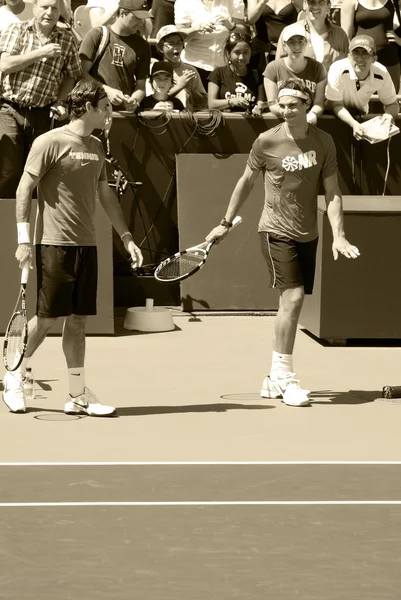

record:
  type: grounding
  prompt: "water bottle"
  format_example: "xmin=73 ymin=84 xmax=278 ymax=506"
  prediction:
xmin=24 ymin=367 xmax=35 ymax=402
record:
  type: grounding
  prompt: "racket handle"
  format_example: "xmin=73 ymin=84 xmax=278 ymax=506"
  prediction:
xmin=21 ymin=262 xmax=30 ymax=285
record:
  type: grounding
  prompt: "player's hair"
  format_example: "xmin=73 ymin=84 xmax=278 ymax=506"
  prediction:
xmin=277 ymin=77 xmax=312 ymax=106
xmin=66 ymin=80 xmax=108 ymax=119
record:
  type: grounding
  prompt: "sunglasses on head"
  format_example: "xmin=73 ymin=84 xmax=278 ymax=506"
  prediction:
xmin=227 ymin=32 xmax=252 ymax=45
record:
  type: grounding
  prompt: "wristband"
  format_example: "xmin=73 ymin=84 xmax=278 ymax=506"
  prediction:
xmin=120 ymin=231 xmax=132 ymax=240
xmin=17 ymin=222 xmax=30 ymax=244
xmin=220 ymin=218 xmax=233 ymax=228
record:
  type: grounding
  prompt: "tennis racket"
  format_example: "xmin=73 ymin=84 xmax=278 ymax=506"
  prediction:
xmin=154 ymin=215 xmax=242 ymax=283
xmin=3 ymin=262 xmax=30 ymax=372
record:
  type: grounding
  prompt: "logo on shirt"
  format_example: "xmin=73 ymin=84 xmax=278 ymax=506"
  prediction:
xmin=69 ymin=151 xmax=100 ymax=166
xmin=112 ymin=44 xmax=125 ymax=67
xmin=282 ymin=151 xmax=317 ymax=172
xmin=225 ymin=82 xmax=255 ymax=104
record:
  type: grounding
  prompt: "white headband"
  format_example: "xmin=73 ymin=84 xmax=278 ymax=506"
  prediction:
xmin=278 ymin=88 xmax=308 ymax=100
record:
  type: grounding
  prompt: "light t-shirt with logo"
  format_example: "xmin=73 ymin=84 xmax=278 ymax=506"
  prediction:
xmin=263 ymin=57 xmax=327 ymax=103
xmin=24 ymin=127 xmax=107 ymax=246
xmin=247 ymin=123 xmax=337 ymax=241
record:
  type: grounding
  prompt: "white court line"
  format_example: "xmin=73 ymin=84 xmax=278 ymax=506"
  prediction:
xmin=0 ymin=462 xmax=401 ymax=466
xmin=1 ymin=501 xmax=401 ymax=507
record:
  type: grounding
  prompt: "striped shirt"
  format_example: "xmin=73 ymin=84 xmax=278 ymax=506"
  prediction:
xmin=0 ymin=19 xmax=82 ymax=108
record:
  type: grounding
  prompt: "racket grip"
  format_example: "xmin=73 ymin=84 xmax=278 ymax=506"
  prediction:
xmin=21 ymin=262 xmax=30 ymax=285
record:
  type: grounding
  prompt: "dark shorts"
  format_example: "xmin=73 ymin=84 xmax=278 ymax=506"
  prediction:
xmin=259 ymin=232 xmax=319 ymax=295
xmin=35 ymin=245 xmax=98 ymax=318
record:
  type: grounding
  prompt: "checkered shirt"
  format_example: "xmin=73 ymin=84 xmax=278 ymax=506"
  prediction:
xmin=0 ymin=19 xmax=82 ymax=108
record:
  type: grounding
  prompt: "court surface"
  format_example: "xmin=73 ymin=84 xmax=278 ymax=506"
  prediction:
xmin=1 ymin=314 xmax=401 ymax=598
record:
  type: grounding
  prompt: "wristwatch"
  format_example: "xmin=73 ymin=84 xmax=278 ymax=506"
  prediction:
xmin=220 ymin=218 xmax=233 ymax=228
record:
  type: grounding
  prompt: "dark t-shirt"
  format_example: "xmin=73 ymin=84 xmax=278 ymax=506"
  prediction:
xmin=208 ymin=64 xmax=262 ymax=111
xmin=140 ymin=95 xmax=184 ymax=110
xmin=247 ymin=123 xmax=337 ymax=241
xmin=79 ymin=27 xmax=151 ymax=96
xmin=263 ymin=57 xmax=326 ymax=102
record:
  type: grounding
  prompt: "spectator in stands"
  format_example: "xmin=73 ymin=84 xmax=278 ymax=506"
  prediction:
xmin=0 ymin=0 xmax=33 ymax=33
xmin=150 ymin=0 xmax=175 ymax=38
xmin=341 ymin=0 xmax=400 ymax=92
xmin=140 ymin=60 xmax=184 ymax=109
xmin=276 ymin=0 xmax=349 ymax=71
xmin=0 ymin=0 xmax=82 ymax=198
xmin=174 ymin=0 xmax=248 ymax=89
xmin=247 ymin=0 xmax=302 ymax=63
xmin=326 ymin=34 xmax=398 ymax=137
xmin=154 ymin=24 xmax=207 ymax=109
xmin=264 ymin=22 xmax=327 ymax=124
xmin=79 ymin=0 xmax=151 ymax=111
xmin=208 ymin=31 xmax=267 ymax=113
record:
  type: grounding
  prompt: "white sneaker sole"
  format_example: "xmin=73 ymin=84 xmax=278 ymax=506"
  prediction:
xmin=64 ymin=401 xmax=117 ymax=417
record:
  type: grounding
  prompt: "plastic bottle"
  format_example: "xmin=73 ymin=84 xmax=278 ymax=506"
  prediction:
xmin=24 ymin=367 xmax=35 ymax=402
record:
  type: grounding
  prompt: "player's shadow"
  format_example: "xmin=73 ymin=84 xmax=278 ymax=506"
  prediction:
xmin=118 ymin=402 xmax=273 ymax=417
xmin=0 ymin=379 xmax=56 ymax=393
xmin=309 ymin=390 xmax=380 ymax=404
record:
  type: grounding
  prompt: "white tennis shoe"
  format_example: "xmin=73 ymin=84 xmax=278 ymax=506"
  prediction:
xmin=2 ymin=370 xmax=26 ymax=413
xmin=64 ymin=387 xmax=117 ymax=417
xmin=260 ymin=372 xmax=310 ymax=407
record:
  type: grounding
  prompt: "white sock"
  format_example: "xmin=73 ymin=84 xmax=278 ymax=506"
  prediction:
xmin=68 ymin=368 xmax=85 ymax=398
xmin=270 ymin=351 xmax=293 ymax=380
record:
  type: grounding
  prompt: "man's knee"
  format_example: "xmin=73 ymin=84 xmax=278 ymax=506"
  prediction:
xmin=279 ymin=286 xmax=305 ymax=315
xmin=65 ymin=314 xmax=88 ymax=330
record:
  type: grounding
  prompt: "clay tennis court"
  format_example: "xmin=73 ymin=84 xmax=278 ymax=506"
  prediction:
xmin=1 ymin=313 xmax=401 ymax=598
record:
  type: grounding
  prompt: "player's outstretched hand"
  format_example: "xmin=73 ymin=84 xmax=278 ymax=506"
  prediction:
xmin=127 ymin=240 xmax=143 ymax=270
xmin=205 ymin=225 xmax=230 ymax=245
xmin=332 ymin=237 xmax=360 ymax=261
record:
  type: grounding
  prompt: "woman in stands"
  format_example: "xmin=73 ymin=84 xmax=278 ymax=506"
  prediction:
xmin=264 ymin=22 xmax=327 ymax=123
xmin=208 ymin=31 xmax=267 ymax=113
xmin=276 ymin=0 xmax=349 ymax=71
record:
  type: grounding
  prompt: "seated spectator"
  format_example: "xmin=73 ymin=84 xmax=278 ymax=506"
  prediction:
xmin=79 ymin=0 xmax=151 ymax=111
xmin=264 ymin=23 xmax=327 ymax=124
xmin=326 ymin=35 xmax=398 ymax=138
xmin=208 ymin=31 xmax=267 ymax=113
xmin=174 ymin=0 xmax=248 ymax=89
xmin=140 ymin=60 xmax=185 ymax=109
xmin=154 ymin=24 xmax=208 ymax=110
xmin=0 ymin=0 xmax=81 ymax=198
xmin=0 ymin=0 xmax=33 ymax=33
xmin=276 ymin=0 xmax=349 ymax=71
xmin=86 ymin=0 xmax=119 ymax=28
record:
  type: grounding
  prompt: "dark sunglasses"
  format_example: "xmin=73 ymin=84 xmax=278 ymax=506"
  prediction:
xmin=227 ymin=32 xmax=252 ymax=45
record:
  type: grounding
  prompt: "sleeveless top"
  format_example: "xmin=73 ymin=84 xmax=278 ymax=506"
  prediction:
xmin=354 ymin=0 xmax=399 ymax=66
xmin=256 ymin=2 xmax=298 ymax=44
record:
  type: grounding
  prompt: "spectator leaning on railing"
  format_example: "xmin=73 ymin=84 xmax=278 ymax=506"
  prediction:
xmin=326 ymin=34 xmax=399 ymax=138
xmin=79 ymin=0 xmax=151 ymax=112
xmin=0 ymin=0 xmax=82 ymax=199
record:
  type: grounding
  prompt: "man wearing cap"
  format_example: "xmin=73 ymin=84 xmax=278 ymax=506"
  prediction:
xmin=141 ymin=60 xmax=184 ymax=110
xmin=79 ymin=0 xmax=152 ymax=111
xmin=154 ymin=24 xmax=207 ymax=109
xmin=326 ymin=35 xmax=398 ymax=138
xmin=205 ymin=77 xmax=360 ymax=407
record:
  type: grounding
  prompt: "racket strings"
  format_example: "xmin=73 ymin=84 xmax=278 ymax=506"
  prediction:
xmin=4 ymin=313 xmax=26 ymax=368
xmin=157 ymin=252 xmax=206 ymax=280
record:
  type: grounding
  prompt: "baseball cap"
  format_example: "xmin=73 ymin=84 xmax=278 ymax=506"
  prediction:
xmin=349 ymin=35 xmax=376 ymax=55
xmin=119 ymin=0 xmax=151 ymax=18
xmin=282 ymin=23 xmax=308 ymax=43
xmin=156 ymin=25 xmax=187 ymax=48
xmin=151 ymin=61 xmax=174 ymax=77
